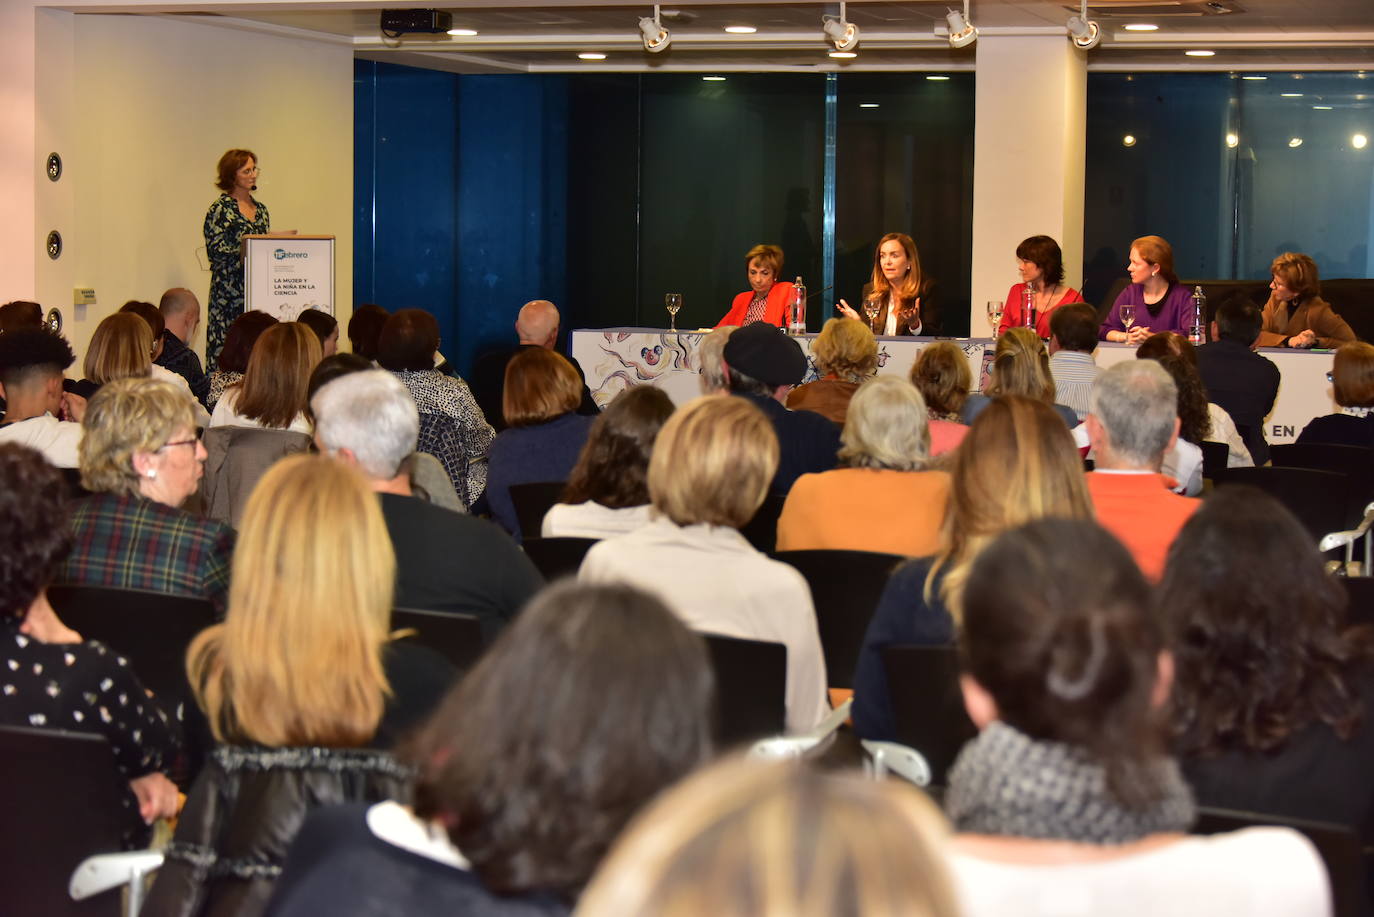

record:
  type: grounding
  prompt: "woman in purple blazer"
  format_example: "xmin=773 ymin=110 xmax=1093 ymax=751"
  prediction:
xmin=1100 ymin=235 xmax=1196 ymax=344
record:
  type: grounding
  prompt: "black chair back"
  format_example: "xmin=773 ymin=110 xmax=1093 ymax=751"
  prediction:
xmin=1198 ymin=440 xmax=1229 ymax=481
xmin=1339 ymin=576 xmax=1374 ymax=630
xmin=881 ymin=644 xmax=977 ymax=786
xmin=1194 ymin=806 xmax=1369 ymax=917
xmin=522 ymin=536 xmax=598 ymax=581
xmin=391 ymin=607 xmax=487 ymax=673
xmin=740 ymin=492 xmax=787 ymax=554
xmin=509 ymin=481 xmax=568 ymax=539
xmin=0 ymin=725 xmax=126 ymax=916
xmin=1214 ymin=467 xmax=1350 ymax=542
xmin=773 ymin=549 xmax=906 ymax=689
xmin=1271 ymin=443 xmax=1374 ymax=519
xmin=702 ymin=633 xmax=787 ymax=749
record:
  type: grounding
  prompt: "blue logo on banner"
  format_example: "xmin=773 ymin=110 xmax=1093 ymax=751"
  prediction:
xmin=273 ymin=248 xmax=307 ymax=260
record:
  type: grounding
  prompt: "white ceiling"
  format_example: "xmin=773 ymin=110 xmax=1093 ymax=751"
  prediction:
xmin=106 ymin=0 xmax=1374 ymax=71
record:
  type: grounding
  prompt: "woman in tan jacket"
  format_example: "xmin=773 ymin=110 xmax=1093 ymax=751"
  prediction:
xmin=1256 ymin=251 xmax=1356 ymax=349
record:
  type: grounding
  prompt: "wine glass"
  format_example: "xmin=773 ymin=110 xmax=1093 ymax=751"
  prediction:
xmin=1119 ymin=304 xmax=1136 ymax=338
xmin=986 ymin=301 xmax=1004 ymax=338
xmin=665 ymin=293 xmax=682 ymax=332
xmin=863 ymin=293 xmax=883 ymax=332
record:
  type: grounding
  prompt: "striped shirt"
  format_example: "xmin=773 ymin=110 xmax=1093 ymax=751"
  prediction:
xmin=1050 ymin=350 xmax=1102 ymax=421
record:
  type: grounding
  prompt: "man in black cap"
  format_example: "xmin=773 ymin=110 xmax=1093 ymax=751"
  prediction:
xmin=722 ymin=321 xmax=840 ymax=495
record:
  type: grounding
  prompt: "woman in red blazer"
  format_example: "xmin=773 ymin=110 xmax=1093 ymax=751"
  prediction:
xmin=715 ymin=244 xmax=796 ymax=328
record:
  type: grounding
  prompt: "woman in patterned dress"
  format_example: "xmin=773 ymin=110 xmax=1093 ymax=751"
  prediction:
xmin=204 ymin=149 xmax=270 ymax=367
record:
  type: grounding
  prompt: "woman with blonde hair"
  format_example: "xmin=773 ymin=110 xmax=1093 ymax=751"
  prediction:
xmin=72 ymin=312 xmax=153 ymax=399
xmin=581 ymin=395 xmax=829 ymax=735
xmin=960 ymin=327 xmax=1079 ymax=429
xmin=144 ymin=455 xmax=453 ymax=915
xmin=836 ymin=232 xmax=935 ymax=336
xmin=852 ymin=396 xmax=1093 ymax=741
xmin=778 ymin=376 xmax=949 ymax=557
xmin=910 ymin=342 xmax=972 ymax=456
xmin=577 ymin=757 xmax=960 ymax=917
xmin=785 ymin=316 xmax=877 ymax=425
xmin=210 ymin=321 xmax=320 ymax=434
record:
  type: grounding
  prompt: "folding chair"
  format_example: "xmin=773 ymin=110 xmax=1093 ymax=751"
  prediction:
xmin=739 ymin=492 xmax=787 ymax=554
xmin=880 ymin=644 xmax=978 ymax=786
xmin=702 ymin=633 xmax=788 ymax=748
xmin=390 ymin=607 xmax=487 ymax=673
xmin=522 ymin=536 xmax=599 ymax=581
xmin=508 ymin=481 xmax=568 ymax=540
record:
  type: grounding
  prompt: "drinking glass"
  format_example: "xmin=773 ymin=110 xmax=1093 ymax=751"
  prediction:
xmin=986 ymin=300 xmax=1004 ymax=337
xmin=863 ymin=293 xmax=883 ymax=332
xmin=665 ymin=293 xmax=682 ymax=332
xmin=1119 ymin=304 xmax=1136 ymax=336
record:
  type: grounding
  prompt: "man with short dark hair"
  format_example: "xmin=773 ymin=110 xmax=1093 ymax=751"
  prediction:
xmin=1048 ymin=302 xmax=1102 ymax=421
xmin=157 ymin=288 xmax=210 ymax=408
xmin=1196 ymin=295 xmax=1281 ymax=465
xmin=723 ymin=321 xmax=840 ymax=495
xmin=0 ymin=327 xmax=84 ymax=467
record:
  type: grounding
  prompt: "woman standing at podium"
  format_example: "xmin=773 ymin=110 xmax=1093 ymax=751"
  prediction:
xmin=204 ymin=149 xmax=270 ymax=367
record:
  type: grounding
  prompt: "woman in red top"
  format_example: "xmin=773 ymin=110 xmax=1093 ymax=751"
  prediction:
xmin=997 ymin=235 xmax=1084 ymax=338
xmin=715 ymin=244 xmax=796 ymax=328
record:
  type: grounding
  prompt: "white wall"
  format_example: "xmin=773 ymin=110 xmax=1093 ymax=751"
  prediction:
xmin=31 ymin=12 xmax=354 ymax=364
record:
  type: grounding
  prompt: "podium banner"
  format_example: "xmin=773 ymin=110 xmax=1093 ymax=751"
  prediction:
xmin=243 ymin=234 xmax=334 ymax=320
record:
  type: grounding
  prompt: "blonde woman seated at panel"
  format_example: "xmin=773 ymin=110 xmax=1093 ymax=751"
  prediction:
xmin=778 ymin=375 xmax=949 ymax=557
xmin=785 ymin=317 xmax=877 ymax=426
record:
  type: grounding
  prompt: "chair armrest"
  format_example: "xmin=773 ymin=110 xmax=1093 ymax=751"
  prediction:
xmin=747 ymin=698 xmax=854 ymax=760
xmin=70 ymin=850 xmax=164 ymax=903
xmin=861 ymin=739 xmax=933 ymax=787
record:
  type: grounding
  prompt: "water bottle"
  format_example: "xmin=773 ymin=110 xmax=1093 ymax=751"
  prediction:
xmin=789 ymin=277 xmax=807 ymax=336
xmin=1023 ymin=283 xmax=1035 ymax=331
xmin=1189 ymin=286 xmax=1206 ymax=345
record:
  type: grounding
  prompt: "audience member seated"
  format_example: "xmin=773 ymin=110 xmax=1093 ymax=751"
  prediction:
xmin=909 ymin=341 xmax=971 ymax=456
xmin=1160 ymin=486 xmax=1374 ymax=841
xmin=945 ymin=518 xmax=1327 ymax=916
xmin=313 ymin=369 xmax=542 ymax=639
xmin=697 ymin=324 xmax=736 ymax=395
xmin=1298 ymin=341 xmax=1374 ymax=447
xmin=119 ymin=300 xmax=206 ymax=424
xmin=71 ymin=311 xmax=155 ymax=400
xmin=784 ymin=317 xmax=877 ymax=425
xmin=267 ymin=581 xmax=715 ymax=917
xmin=1084 ymin=361 xmax=1200 ymax=581
xmin=379 ymin=309 xmax=493 ymax=507
xmin=0 ymin=327 xmax=84 ymax=468
xmin=1196 ymin=295 xmax=1281 ymax=465
xmin=1137 ymin=332 xmax=1252 ymax=467
xmin=157 ymin=288 xmax=210 ymax=408
xmin=347 ymin=303 xmax=389 ymax=361
xmin=0 ymin=444 xmax=179 ymax=849
xmin=577 ymin=757 xmax=960 ymax=917
xmin=58 ymin=378 xmax=234 ymax=615
xmin=851 ymin=396 xmax=1092 ymax=742
xmin=961 ymin=328 xmax=1079 ymax=429
xmin=541 ymin=385 xmax=674 ymax=540
xmin=1256 ymin=251 xmax=1356 ymax=349
xmin=210 ymin=321 xmax=320 ymax=435
xmin=469 ymin=299 xmax=598 ymax=433
xmin=145 ymin=455 xmax=454 ymax=916
xmin=485 ymin=347 xmax=594 ymax=540
xmin=1136 ymin=352 xmax=1208 ymax=496
xmin=207 ymin=309 xmax=278 ymax=410
xmin=777 ymin=376 xmax=949 ymax=556
xmin=0 ymin=299 xmax=43 ymax=332
xmin=1047 ymin=302 xmax=1101 ymax=422
xmin=723 ymin=320 xmax=840 ymax=495
xmin=295 ymin=308 xmax=339 ymax=357
xmin=580 ymin=395 xmax=829 ymax=734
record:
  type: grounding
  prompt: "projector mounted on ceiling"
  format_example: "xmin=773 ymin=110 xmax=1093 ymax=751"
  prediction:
xmin=380 ymin=9 xmax=453 ymax=37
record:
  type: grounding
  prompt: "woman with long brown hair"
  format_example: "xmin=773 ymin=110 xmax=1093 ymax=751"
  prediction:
xmin=836 ymin=232 xmax=935 ymax=336
xmin=209 ymin=321 xmax=320 ymax=434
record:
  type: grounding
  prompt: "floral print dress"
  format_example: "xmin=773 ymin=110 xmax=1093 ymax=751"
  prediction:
xmin=204 ymin=194 xmax=270 ymax=367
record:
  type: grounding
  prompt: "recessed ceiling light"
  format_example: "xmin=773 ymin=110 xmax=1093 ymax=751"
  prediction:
xmin=1226 ymin=133 xmax=1239 ymax=148
xmin=1185 ymin=50 xmax=1215 ymax=57
xmin=1122 ymin=134 xmax=1137 ymax=147
xmin=926 ymin=74 xmax=951 ymax=81
xmin=859 ymin=102 xmax=880 ymax=108
xmin=1281 ymin=92 xmax=1303 ymax=97
xmin=1313 ymin=105 xmax=1333 ymax=110
xmin=578 ymin=52 xmax=606 ymax=60
xmin=702 ymin=75 xmax=727 ymax=81
xmin=829 ymin=50 xmax=857 ymax=59
xmin=1123 ymin=23 xmax=1157 ymax=31
xmin=1241 ymin=75 xmax=1267 ymax=81
xmin=1354 ymin=134 xmax=1369 ymax=149
xmin=724 ymin=25 xmax=756 ymax=34
xmin=446 ymin=28 xmax=478 ymax=36
xmin=1289 ymin=137 xmax=1304 ymax=148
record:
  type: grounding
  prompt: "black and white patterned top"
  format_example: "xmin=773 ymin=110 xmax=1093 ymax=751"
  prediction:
xmin=390 ymin=370 xmax=495 ymax=507
xmin=0 ymin=627 xmax=180 ymax=847
xmin=206 ymin=370 xmax=243 ymax=411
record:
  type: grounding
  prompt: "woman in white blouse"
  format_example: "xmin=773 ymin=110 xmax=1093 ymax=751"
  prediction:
xmin=835 ymin=232 xmax=934 ymax=336
xmin=209 ymin=321 xmax=320 ymax=435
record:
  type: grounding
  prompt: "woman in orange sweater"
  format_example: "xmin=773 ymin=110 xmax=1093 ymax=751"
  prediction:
xmin=715 ymin=244 xmax=796 ymax=328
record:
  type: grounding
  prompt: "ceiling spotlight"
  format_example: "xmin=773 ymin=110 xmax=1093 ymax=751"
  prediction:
xmin=946 ymin=2 xmax=978 ymax=49
xmin=823 ymin=3 xmax=860 ymax=53
xmin=1354 ymin=134 xmax=1369 ymax=150
xmin=1226 ymin=133 xmax=1239 ymax=148
xmin=639 ymin=5 xmax=670 ymax=53
xmin=1066 ymin=0 xmax=1100 ymax=50
xmin=1241 ymin=75 xmax=1267 ymax=80
xmin=1185 ymin=49 xmax=1215 ymax=57
xmin=1289 ymin=137 xmax=1303 ymax=148
xmin=724 ymin=25 xmax=756 ymax=34
xmin=829 ymin=50 xmax=857 ymax=59
xmin=1314 ymin=105 xmax=1334 ymax=110
xmin=926 ymin=75 xmax=951 ymax=81
xmin=859 ymin=102 xmax=880 ymax=108
xmin=702 ymin=75 xmax=726 ymax=82
xmin=1122 ymin=134 xmax=1137 ymax=147
xmin=446 ymin=28 xmax=478 ymax=37
xmin=1123 ymin=23 xmax=1158 ymax=32
xmin=1281 ymin=92 xmax=1303 ymax=98
xmin=578 ymin=52 xmax=606 ymax=60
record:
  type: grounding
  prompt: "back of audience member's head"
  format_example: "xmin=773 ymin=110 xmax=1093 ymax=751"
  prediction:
xmin=576 ymin=757 xmax=959 ymax=917
xmin=503 ymin=347 xmax=582 ymax=427
xmin=1158 ymin=486 xmax=1370 ymax=758
xmin=0 ymin=327 xmax=75 ymax=397
xmin=910 ymin=341 xmax=972 ymax=418
xmin=962 ymin=518 xmax=1168 ymax=810
xmin=235 ymin=321 xmax=321 ymax=429
xmin=295 ymin=308 xmax=339 ymax=356
xmin=119 ymin=299 xmax=164 ymax=341
xmin=1332 ymin=342 xmax=1374 ymax=409
xmin=985 ymin=327 xmax=1055 ymax=404
xmin=305 ymin=352 xmax=374 ymax=424
xmin=937 ymin=396 xmax=1092 ymax=617
xmin=215 ymin=310 xmax=278 ymax=374
xmin=80 ymin=378 xmax=196 ymax=497
xmin=722 ymin=321 xmax=806 ymax=397
xmin=649 ymin=395 xmax=778 ymax=530
xmin=1142 ymin=353 xmax=1211 ymax=445
xmin=1089 ymin=361 xmax=1178 ymax=468
xmin=313 ymin=369 xmax=419 ymax=482
xmin=562 ymin=385 xmax=675 ymax=509
xmin=1048 ymin=303 xmax=1098 ymax=354
xmin=839 ymin=376 xmax=930 ymax=472
xmin=1135 ymin=331 xmax=1197 ymax=367
xmin=698 ymin=326 xmax=737 ymax=394
xmin=83 ymin=312 xmax=153 ymax=385
xmin=811 ymin=317 xmax=878 ymax=383
xmin=0 ymin=300 xmax=43 ymax=334
xmin=347 ymin=304 xmax=389 ymax=360
xmin=1214 ymin=295 xmax=1263 ymax=345
xmin=0 ymin=444 xmax=72 ymax=623
xmin=409 ymin=580 xmax=714 ymax=902
xmin=377 ymin=308 xmax=439 ymax=371
xmin=188 ymin=455 xmax=394 ymax=747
